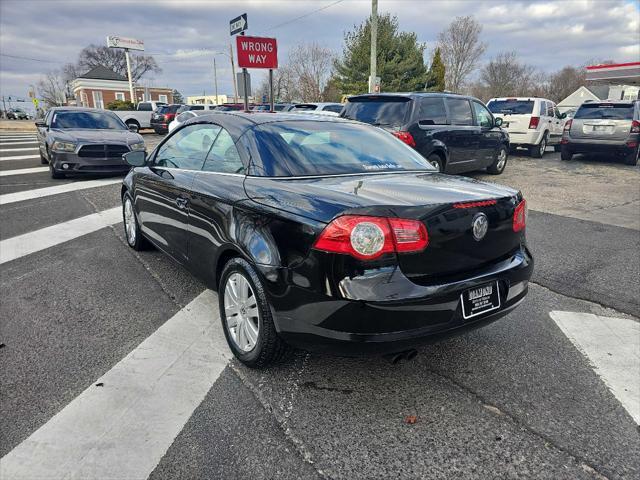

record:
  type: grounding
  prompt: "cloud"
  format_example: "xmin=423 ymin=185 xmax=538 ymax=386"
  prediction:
xmin=0 ymin=0 xmax=638 ymax=100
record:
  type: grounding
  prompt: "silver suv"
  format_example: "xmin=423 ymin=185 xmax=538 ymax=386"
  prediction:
xmin=560 ymin=100 xmax=639 ymax=165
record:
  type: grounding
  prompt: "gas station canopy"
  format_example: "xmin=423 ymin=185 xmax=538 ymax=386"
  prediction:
xmin=585 ymin=62 xmax=640 ymax=85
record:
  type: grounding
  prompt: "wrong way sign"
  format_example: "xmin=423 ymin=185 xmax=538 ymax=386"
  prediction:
xmin=236 ymin=36 xmax=278 ymax=69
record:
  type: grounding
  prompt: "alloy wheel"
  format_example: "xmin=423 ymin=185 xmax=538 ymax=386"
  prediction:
xmin=224 ymin=272 xmax=260 ymax=352
xmin=124 ymin=198 xmax=137 ymax=245
xmin=496 ymin=149 xmax=507 ymax=170
xmin=539 ymin=137 xmax=546 ymax=156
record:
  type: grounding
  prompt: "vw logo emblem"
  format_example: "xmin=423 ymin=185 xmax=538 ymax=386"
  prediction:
xmin=472 ymin=213 xmax=489 ymax=241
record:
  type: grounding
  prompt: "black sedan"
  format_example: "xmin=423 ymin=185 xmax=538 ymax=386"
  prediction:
xmin=121 ymin=113 xmax=533 ymax=368
xmin=36 ymin=107 xmax=145 ymax=179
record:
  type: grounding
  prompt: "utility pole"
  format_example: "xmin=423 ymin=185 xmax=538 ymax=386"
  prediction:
xmin=124 ymin=49 xmax=136 ymax=105
xmin=369 ymin=0 xmax=378 ymax=93
xmin=229 ymin=42 xmax=238 ymax=103
xmin=213 ymin=57 xmax=219 ymax=105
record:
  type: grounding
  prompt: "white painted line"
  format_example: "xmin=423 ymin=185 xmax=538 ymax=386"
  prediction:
xmin=0 ymin=207 xmax=122 ymax=264
xmin=0 ymin=155 xmax=40 ymax=162
xmin=0 ymin=289 xmax=230 ymax=480
xmin=0 ymin=137 xmax=37 ymax=142
xmin=0 ymin=141 xmax=38 ymax=146
xmin=0 ymin=147 xmax=38 ymax=152
xmin=550 ymin=311 xmax=640 ymax=424
xmin=0 ymin=178 xmax=122 ymax=205
xmin=0 ymin=135 xmax=37 ymax=139
xmin=0 ymin=167 xmax=48 ymax=177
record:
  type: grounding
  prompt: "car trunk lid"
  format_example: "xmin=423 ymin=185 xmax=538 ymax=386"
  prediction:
xmin=570 ymin=103 xmax=634 ymax=140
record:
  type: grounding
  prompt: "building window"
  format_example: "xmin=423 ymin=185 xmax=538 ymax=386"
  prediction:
xmin=92 ymin=91 xmax=104 ymax=109
xmin=115 ymin=92 xmax=125 ymax=101
xmin=158 ymin=94 xmax=168 ymax=103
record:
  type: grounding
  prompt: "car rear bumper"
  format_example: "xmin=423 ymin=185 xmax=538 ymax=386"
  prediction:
xmin=150 ymin=121 xmax=168 ymax=133
xmin=562 ymin=136 xmax=638 ymax=155
xmin=266 ymin=246 xmax=533 ymax=355
xmin=506 ymin=130 xmax=543 ymax=146
xmin=50 ymin=152 xmax=131 ymax=174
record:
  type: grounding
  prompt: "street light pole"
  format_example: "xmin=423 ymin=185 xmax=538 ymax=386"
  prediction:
xmin=369 ymin=0 xmax=378 ymax=93
xmin=213 ymin=57 xmax=219 ymax=105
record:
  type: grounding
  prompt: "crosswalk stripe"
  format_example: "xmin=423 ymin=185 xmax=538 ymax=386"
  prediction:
xmin=0 ymin=167 xmax=48 ymax=176
xmin=550 ymin=311 xmax=640 ymax=424
xmin=0 ymin=178 xmax=122 ymax=205
xmin=0 ymin=135 xmax=36 ymax=139
xmin=0 ymin=207 xmax=122 ymax=263
xmin=0 ymin=289 xmax=230 ymax=480
xmin=0 ymin=155 xmax=40 ymax=161
xmin=0 ymin=141 xmax=38 ymax=146
xmin=0 ymin=147 xmax=39 ymax=152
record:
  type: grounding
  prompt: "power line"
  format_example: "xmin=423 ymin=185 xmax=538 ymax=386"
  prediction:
xmin=264 ymin=0 xmax=345 ymax=32
xmin=0 ymin=53 xmax=64 ymax=64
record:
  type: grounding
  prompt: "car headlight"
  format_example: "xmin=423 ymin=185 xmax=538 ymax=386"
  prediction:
xmin=51 ymin=141 xmax=76 ymax=153
xmin=130 ymin=142 xmax=146 ymax=151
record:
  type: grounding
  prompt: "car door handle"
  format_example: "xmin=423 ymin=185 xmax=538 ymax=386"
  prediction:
xmin=175 ymin=197 xmax=188 ymax=209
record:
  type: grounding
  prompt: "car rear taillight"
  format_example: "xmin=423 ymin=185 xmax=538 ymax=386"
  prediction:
xmin=528 ymin=117 xmax=540 ymax=129
xmin=563 ymin=119 xmax=573 ymax=131
xmin=631 ymin=120 xmax=640 ymax=134
xmin=313 ymin=215 xmax=428 ymax=260
xmin=513 ymin=200 xmax=526 ymax=232
xmin=392 ymin=131 xmax=416 ymax=147
xmin=165 ymin=113 xmax=176 ymax=121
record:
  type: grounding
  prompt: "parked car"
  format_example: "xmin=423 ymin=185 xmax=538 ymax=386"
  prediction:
xmin=560 ymin=100 xmax=639 ymax=165
xmin=216 ymin=103 xmax=247 ymax=111
xmin=176 ymin=104 xmax=218 ymax=114
xmin=342 ymin=93 xmax=510 ymax=175
xmin=6 ymin=108 xmax=29 ymax=120
xmin=150 ymin=104 xmax=182 ymax=134
xmin=486 ymin=97 xmax=565 ymax=157
xmin=251 ymin=103 xmax=296 ymax=112
xmin=291 ymin=102 xmax=344 ymax=114
xmin=35 ymin=107 xmax=145 ymax=179
xmin=114 ymin=101 xmax=167 ymax=130
xmin=168 ymin=109 xmax=214 ymax=133
xmin=121 ymin=112 xmax=533 ymax=367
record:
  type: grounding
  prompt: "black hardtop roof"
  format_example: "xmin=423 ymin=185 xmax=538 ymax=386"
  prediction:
xmin=346 ymin=92 xmax=476 ymax=101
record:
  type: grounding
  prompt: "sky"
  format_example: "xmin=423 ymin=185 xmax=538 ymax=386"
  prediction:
xmin=1 ymin=0 xmax=639 ymax=105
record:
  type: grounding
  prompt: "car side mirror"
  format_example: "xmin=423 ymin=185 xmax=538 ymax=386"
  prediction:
xmin=128 ymin=123 xmax=139 ymax=133
xmin=35 ymin=121 xmax=47 ymax=128
xmin=494 ymin=117 xmax=503 ymax=127
xmin=123 ymin=151 xmax=146 ymax=167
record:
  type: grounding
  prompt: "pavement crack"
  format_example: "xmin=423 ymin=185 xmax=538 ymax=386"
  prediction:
xmin=425 ymin=367 xmax=612 ymax=480
xmin=229 ymin=360 xmax=331 ymax=480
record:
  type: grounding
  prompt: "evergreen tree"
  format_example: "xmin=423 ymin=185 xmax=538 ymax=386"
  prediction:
xmin=333 ymin=13 xmax=427 ymax=94
xmin=172 ymin=89 xmax=184 ymax=104
xmin=424 ymin=48 xmax=446 ymax=92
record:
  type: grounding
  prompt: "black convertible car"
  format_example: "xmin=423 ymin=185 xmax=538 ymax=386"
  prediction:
xmin=121 ymin=113 xmax=533 ymax=368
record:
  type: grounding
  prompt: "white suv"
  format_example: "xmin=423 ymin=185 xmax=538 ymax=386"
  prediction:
xmin=487 ymin=97 xmax=565 ymax=157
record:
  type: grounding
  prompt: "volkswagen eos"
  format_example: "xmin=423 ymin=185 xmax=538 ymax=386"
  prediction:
xmin=121 ymin=113 xmax=533 ymax=368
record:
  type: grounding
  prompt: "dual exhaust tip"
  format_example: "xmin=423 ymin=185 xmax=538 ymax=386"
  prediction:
xmin=384 ymin=349 xmax=418 ymax=365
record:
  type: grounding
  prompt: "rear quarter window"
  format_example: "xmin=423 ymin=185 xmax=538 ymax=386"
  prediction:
xmin=417 ymin=97 xmax=447 ymax=125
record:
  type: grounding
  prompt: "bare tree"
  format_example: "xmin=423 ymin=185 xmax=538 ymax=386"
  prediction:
xmin=37 ymin=70 xmax=67 ymax=107
xmin=544 ymin=66 xmax=586 ymax=103
xmin=76 ymin=45 xmax=160 ymax=82
xmin=437 ymin=16 xmax=487 ymax=93
xmin=474 ymin=52 xmax=540 ymax=100
xmin=288 ymin=43 xmax=335 ymax=102
xmin=256 ymin=65 xmax=299 ymax=102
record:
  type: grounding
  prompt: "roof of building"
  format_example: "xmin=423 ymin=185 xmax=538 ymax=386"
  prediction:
xmin=586 ymin=85 xmax=610 ymax=100
xmin=78 ymin=65 xmax=127 ymax=82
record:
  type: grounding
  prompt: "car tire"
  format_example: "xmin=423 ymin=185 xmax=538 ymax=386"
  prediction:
xmin=623 ymin=147 xmax=639 ymax=166
xmin=427 ymin=154 xmax=444 ymax=173
xmin=487 ymin=145 xmax=508 ymax=175
xmin=219 ymin=257 xmax=292 ymax=368
xmin=560 ymin=147 xmax=572 ymax=161
xmin=49 ymin=162 xmax=64 ymax=179
xmin=122 ymin=193 xmax=151 ymax=250
xmin=530 ymin=132 xmax=547 ymax=158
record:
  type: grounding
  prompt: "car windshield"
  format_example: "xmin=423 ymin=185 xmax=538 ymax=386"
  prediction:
xmin=573 ymin=104 xmax=634 ymax=120
xmin=248 ymin=120 xmax=435 ymax=177
xmin=341 ymin=98 xmax=410 ymax=127
xmin=487 ymin=100 xmax=534 ymax=115
xmin=51 ymin=111 xmax=126 ymax=130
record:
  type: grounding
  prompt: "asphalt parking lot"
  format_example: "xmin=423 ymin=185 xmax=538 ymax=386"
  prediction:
xmin=1 ymin=131 xmax=639 ymax=479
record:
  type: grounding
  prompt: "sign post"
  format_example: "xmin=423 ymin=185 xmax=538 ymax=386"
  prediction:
xmin=107 ymin=36 xmax=145 ymax=106
xmin=235 ymin=35 xmax=278 ymax=111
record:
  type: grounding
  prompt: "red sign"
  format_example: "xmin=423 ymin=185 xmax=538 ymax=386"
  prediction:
xmin=236 ymin=36 xmax=278 ymax=69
